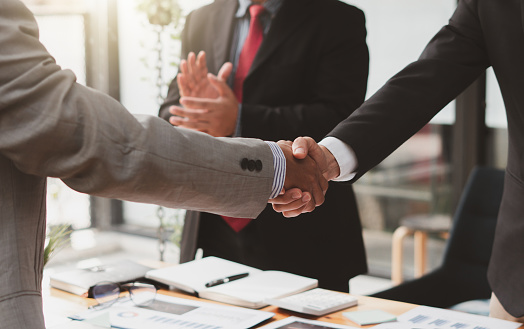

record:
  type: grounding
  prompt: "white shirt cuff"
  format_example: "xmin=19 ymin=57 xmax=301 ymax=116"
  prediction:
xmin=319 ymin=137 xmax=358 ymax=181
xmin=264 ymin=141 xmax=286 ymax=199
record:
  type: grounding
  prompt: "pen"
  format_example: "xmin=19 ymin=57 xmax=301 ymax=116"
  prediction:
xmin=205 ymin=272 xmax=250 ymax=288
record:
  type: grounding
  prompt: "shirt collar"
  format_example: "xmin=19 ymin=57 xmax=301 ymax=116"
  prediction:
xmin=236 ymin=0 xmax=283 ymax=18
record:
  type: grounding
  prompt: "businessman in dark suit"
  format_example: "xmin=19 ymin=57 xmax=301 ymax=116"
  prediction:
xmin=277 ymin=0 xmax=524 ymax=322
xmin=159 ymin=0 xmax=369 ymax=291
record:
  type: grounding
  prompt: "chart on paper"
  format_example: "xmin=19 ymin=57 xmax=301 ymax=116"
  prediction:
xmin=71 ymin=294 xmax=273 ymax=329
xmin=114 ymin=311 xmax=224 ymax=329
xmin=372 ymin=306 xmax=521 ymax=329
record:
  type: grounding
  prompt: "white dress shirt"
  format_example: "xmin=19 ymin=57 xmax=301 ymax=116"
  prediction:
xmin=319 ymin=137 xmax=358 ymax=181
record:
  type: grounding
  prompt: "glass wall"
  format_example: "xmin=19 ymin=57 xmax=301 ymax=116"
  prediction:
xmin=486 ymin=68 xmax=509 ymax=170
xmin=32 ymin=7 xmax=92 ymax=230
xmin=116 ymin=1 xmax=212 ymax=253
xmin=342 ymin=0 xmax=456 ymax=233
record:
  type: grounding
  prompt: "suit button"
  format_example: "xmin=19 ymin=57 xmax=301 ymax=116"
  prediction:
xmin=241 ymin=158 xmax=249 ymax=170
xmin=255 ymin=160 xmax=262 ymax=172
xmin=248 ymin=159 xmax=256 ymax=171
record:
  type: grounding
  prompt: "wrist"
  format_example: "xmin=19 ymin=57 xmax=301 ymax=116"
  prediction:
xmin=320 ymin=145 xmax=340 ymax=181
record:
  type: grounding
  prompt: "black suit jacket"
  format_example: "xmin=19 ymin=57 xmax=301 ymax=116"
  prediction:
xmin=328 ymin=0 xmax=524 ymax=316
xmin=160 ymin=0 xmax=369 ymax=291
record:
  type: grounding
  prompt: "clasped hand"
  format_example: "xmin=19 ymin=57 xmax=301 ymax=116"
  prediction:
xmin=271 ymin=137 xmax=341 ymax=217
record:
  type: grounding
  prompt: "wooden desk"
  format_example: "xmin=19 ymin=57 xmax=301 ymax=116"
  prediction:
xmin=162 ymin=290 xmax=418 ymax=327
xmin=45 ymin=286 xmax=524 ymax=329
xmin=44 ymin=286 xmax=418 ymax=328
xmin=42 ymin=264 xmax=524 ymax=329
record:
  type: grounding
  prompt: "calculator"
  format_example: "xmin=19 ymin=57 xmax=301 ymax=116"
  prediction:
xmin=266 ymin=288 xmax=358 ymax=316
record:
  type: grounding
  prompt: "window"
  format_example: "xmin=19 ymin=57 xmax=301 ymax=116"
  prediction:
xmin=116 ymin=0 xmax=212 ymax=236
xmin=343 ymin=0 xmax=457 ymax=276
xmin=31 ymin=4 xmax=92 ymax=230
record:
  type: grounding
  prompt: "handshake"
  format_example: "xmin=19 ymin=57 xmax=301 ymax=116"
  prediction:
xmin=167 ymin=51 xmax=344 ymax=217
xmin=270 ymin=137 xmax=341 ymax=217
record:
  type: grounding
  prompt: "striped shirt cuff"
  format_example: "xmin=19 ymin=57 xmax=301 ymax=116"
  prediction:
xmin=264 ymin=141 xmax=286 ymax=199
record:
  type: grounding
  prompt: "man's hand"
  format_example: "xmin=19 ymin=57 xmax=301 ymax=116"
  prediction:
xmin=169 ymin=72 xmax=239 ymax=137
xmin=292 ymin=136 xmax=340 ymax=181
xmin=176 ymin=51 xmax=231 ymax=99
xmin=270 ymin=137 xmax=340 ymax=217
xmin=270 ymin=140 xmax=329 ymax=217
xmin=169 ymin=52 xmax=239 ymax=137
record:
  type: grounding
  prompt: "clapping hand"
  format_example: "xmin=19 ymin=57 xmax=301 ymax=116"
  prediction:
xmin=176 ymin=51 xmax=225 ymax=99
xmin=168 ymin=51 xmax=239 ymax=137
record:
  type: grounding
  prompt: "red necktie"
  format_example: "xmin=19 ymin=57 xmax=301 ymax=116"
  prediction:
xmin=233 ymin=4 xmax=266 ymax=101
xmin=222 ymin=5 xmax=266 ymax=233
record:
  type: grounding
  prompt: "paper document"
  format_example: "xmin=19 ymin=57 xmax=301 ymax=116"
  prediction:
xmin=145 ymin=256 xmax=318 ymax=308
xmin=258 ymin=316 xmax=355 ymax=329
xmin=372 ymin=305 xmax=521 ymax=329
xmin=71 ymin=294 xmax=274 ymax=329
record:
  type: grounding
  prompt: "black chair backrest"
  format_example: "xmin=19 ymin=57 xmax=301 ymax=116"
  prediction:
xmin=442 ymin=167 xmax=505 ymax=267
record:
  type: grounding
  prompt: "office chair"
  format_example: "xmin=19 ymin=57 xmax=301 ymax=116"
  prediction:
xmin=371 ymin=166 xmax=505 ymax=308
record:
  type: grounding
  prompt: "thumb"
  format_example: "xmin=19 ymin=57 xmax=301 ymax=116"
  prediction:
xmin=293 ymin=137 xmax=328 ymax=172
xmin=292 ymin=137 xmax=313 ymax=159
xmin=217 ymin=62 xmax=233 ymax=81
xmin=207 ymin=73 xmax=230 ymax=96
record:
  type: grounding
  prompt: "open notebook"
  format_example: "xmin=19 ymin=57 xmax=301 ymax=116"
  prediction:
xmin=145 ymin=256 xmax=318 ymax=308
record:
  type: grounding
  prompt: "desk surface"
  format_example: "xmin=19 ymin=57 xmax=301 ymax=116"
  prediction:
xmin=168 ymin=290 xmax=417 ymax=327
xmin=45 ymin=287 xmax=417 ymax=328
xmin=42 ymin=262 xmax=524 ymax=329
xmin=48 ymin=286 xmax=524 ymax=329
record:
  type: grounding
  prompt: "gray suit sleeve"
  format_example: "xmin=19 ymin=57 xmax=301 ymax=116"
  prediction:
xmin=0 ymin=0 xmax=274 ymax=218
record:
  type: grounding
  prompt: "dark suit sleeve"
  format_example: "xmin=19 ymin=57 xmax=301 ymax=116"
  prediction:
xmin=328 ymin=0 xmax=490 ymax=180
xmin=239 ymin=8 xmax=369 ymax=142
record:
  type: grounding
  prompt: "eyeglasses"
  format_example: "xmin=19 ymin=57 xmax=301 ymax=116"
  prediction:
xmin=90 ymin=281 xmax=157 ymax=309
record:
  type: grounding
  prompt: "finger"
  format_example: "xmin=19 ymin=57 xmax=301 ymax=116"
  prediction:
xmin=169 ymin=115 xmax=185 ymax=126
xmin=169 ymin=116 xmax=209 ymax=130
xmin=180 ymin=59 xmax=196 ymax=89
xmin=292 ymin=137 xmax=311 ymax=159
xmin=293 ymin=137 xmax=328 ymax=173
xmin=217 ymin=62 xmax=233 ymax=81
xmin=310 ymin=176 xmax=326 ymax=207
xmin=170 ymin=106 xmax=209 ymax=121
xmin=177 ymin=74 xmax=190 ymax=97
xmin=320 ymin=176 xmax=329 ymax=195
xmin=281 ymin=200 xmax=316 ymax=218
xmin=273 ymin=199 xmax=307 ymax=214
xmin=302 ymin=198 xmax=317 ymax=213
xmin=272 ymin=194 xmax=312 ymax=214
xmin=207 ymin=73 xmax=232 ymax=97
xmin=180 ymin=96 xmax=216 ymax=109
xmin=179 ymin=59 xmax=188 ymax=74
xmin=186 ymin=52 xmax=198 ymax=88
xmin=271 ymin=191 xmax=311 ymax=211
xmin=269 ymin=188 xmax=303 ymax=205
xmin=195 ymin=51 xmax=209 ymax=80
xmin=189 ymin=51 xmax=206 ymax=82
xmin=277 ymin=140 xmax=293 ymax=148
xmin=311 ymin=189 xmax=325 ymax=207
xmin=304 ymin=138 xmax=327 ymax=168
xmin=187 ymin=52 xmax=197 ymax=76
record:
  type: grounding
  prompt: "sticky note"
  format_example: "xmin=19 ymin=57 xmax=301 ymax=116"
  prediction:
xmin=343 ymin=309 xmax=397 ymax=325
